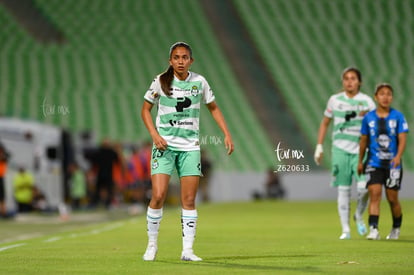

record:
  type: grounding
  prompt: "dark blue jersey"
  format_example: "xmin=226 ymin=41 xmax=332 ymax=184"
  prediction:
xmin=361 ymin=108 xmax=409 ymax=168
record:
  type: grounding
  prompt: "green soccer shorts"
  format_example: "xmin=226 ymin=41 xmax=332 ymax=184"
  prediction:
xmin=331 ymin=147 xmax=366 ymax=187
xmin=151 ymin=146 xmax=201 ymax=177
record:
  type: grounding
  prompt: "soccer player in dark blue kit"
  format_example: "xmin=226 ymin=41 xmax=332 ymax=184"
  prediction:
xmin=357 ymin=83 xmax=409 ymax=240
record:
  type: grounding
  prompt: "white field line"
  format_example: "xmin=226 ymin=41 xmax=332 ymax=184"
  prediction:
xmin=1 ymin=222 xmax=126 ymax=251
xmin=0 ymin=243 xmax=27 ymax=252
xmin=89 ymin=222 xmax=124 ymax=235
xmin=70 ymin=222 xmax=125 ymax=238
xmin=0 ymin=232 xmax=44 ymax=245
xmin=128 ymin=218 xmax=139 ymax=224
xmin=43 ymin=237 xmax=62 ymax=243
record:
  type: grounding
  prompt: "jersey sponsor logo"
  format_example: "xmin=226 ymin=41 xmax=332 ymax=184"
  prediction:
xmin=340 ymin=128 xmax=360 ymax=134
xmin=150 ymin=90 xmax=159 ymax=99
xmin=169 ymin=120 xmax=176 ymax=126
xmin=340 ymin=111 xmax=357 ymax=132
xmin=173 ymin=113 xmax=190 ymax=118
xmin=336 ymin=101 xmax=368 ymax=115
xmin=403 ymin=122 xmax=408 ymax=130
xmin=175 ymin=97 xmax=192 ymax=112
xmin=377 ymin=134 xmax=390 ymax=149
xmin=344 ymin=111 xmax=356 ymax=121
xmin=377 ymin=150 xmax=393 ymax=160
xmin=169 ymin=120 xmax=194 ymax=127
xmin=209 ymin=88 xmax=214 ymax=97
xmin=173 ymin=87 xmax=200 ymax=97
xmin=376 ymin=132 xmax=393 ymax=160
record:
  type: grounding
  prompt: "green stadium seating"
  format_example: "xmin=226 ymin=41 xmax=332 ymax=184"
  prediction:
xmin=234 ymin=0 xmax=414 ymax=169
xmin=0 ymin=0 xmax=276 ymax=171
xmin=2 ymin=0 xmax=412 ymax=170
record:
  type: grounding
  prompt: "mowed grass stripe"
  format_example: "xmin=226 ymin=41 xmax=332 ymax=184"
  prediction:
xmin=0 ymin=200 xmax=413 ymax=274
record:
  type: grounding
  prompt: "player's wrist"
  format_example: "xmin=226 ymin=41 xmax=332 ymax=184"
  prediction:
xmin=315 ymin=144 xmax=323 ymax=152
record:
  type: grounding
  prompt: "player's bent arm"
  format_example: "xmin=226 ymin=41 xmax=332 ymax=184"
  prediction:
xmin=392 ymin=132 xmax=407 ymax=167
xmin=141 ymin=101 xmax=167 ymax=150
xmin=206 ymin=101 xmax=234 ymax=155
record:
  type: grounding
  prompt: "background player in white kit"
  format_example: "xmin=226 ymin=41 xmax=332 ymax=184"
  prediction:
xmin=141 ymin=42 xmax=234 ymax=261
xmin=314 ymin=67 xmax=376 ymax=239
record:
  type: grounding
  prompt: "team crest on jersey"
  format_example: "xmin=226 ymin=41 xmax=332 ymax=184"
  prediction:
xmin=389 ymin=119 xmax=397 ymax=129
xmin=191 ymin=85 xmax=199 ymax=96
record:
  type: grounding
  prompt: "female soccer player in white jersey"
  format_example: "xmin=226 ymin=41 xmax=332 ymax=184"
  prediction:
xmin=314 ymin=67 xmax=376 ymax=239
xmin=358 ymin=83 xmax=409 ymax=240
xmin=141 ymin=42 xmax=234 ymax=261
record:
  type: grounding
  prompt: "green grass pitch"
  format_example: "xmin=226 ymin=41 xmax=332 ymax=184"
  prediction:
xmin=1 ymin=200 xmax=414 ymax=274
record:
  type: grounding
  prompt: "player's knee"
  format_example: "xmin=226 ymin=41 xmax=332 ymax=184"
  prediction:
xmin=387 ymin=197 xmax=399 ymax=207
xmin=151 ymin=191 xmax=166 ymax=204
xmin=372 ymin=194 xmax=381 ymax=202
xmin=369 ymin=191 xmax=381 ymax=202
xmin=181 ymin=196 xmax=196 ymax=209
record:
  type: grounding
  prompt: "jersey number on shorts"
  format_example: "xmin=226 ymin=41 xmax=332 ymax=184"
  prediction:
xmin=152 ymin=148 xmax=164 ymax=159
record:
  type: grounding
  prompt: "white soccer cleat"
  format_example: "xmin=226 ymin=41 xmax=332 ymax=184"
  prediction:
xmin=143 ymin=243 xmax=158 ymax=261
xmin=367 ymin=226 xmax=380 ymax=240
xmin=339 ymin=232 xmax=351 ymax=240
xmin=386 ymin=228 xmax=400 ymax=240
xmin=181 ymin=250 xmax=202 ymax=261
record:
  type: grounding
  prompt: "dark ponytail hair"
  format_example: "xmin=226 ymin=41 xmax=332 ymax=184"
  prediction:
xmin=159 ymin=42 xmax=192 ymax=96
xmin=160 ymin=66 xmax=174 ymax=96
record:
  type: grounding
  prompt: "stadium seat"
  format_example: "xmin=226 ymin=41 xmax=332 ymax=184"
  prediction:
xmin=234 ymin=0 xmax=413 ymax=168
xmin=0 ymin=0 xmax=276 ymax=171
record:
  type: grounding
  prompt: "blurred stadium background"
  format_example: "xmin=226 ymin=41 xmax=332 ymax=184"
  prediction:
xmin=0 ymin=0 xmax=413 ymax=209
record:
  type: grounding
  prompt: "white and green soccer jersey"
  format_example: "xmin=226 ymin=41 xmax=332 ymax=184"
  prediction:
xmin=324 ymin=91 xmax=376 ymax=154
xmin=144 ymin=71 xmax=215 ymax=151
